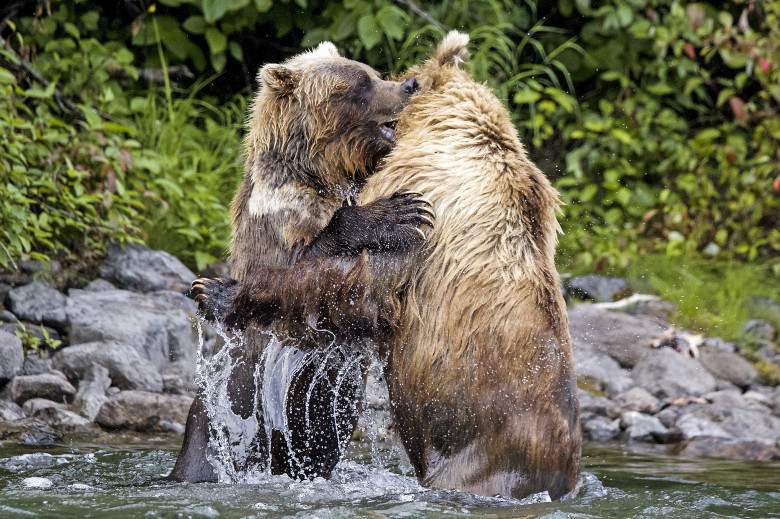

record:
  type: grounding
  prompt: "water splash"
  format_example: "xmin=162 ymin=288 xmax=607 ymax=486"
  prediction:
xmin=195 ymin=320 xmax=372 ymax=483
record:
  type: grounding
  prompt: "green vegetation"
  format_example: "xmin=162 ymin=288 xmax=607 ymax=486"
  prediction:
xmin=1 ymin=0 xmax=778 ymax=286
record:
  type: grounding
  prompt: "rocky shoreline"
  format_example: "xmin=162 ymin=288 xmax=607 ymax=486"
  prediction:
xmin=1 ymin=245 xmax=779 ymax=462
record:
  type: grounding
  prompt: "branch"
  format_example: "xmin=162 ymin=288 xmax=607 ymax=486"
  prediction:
xmin=0 ymin=240 xmax=19 ymax=271
xmin=393 ymin=0 xmax=449 ymax=31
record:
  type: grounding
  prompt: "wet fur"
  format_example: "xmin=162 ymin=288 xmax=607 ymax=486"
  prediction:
xmin=171 ymin=42 xmax=424 ymax=482
xmin=189 ymin=33 xmax=581 ymax=499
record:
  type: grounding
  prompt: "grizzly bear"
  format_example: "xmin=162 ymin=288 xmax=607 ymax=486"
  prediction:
xmin=190 ymin=32 xmax=581 ymax=500
xmin=169 ymin=41 xmax=432 ymax=483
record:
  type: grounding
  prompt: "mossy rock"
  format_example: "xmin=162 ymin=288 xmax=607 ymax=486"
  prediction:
xmin=744 ymin=353 xmax=780 ymax=387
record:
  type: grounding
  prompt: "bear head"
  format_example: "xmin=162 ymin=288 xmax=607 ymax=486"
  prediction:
xmin=247 ymin=42 xmax=419 ymax=186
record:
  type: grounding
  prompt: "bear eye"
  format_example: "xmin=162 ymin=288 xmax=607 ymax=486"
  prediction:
xmin=357 ymin=72 xmax=372 ymax=90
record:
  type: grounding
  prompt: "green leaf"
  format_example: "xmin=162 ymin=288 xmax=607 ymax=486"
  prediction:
xmin=376 ymin=6 xmax=408 ymax=41
xmin=205 ymin=28 xmax=227 ymax=55
xmin=646 ymin=82 xmax=674 ymax=95
xmin=610 ymin=128 xmax=632 ymax=144
xmin=229 ymin=41 xmax=243 ymax=61
xmin=0 ymin=67 xmax=15 ymax=84
xmin=254 ymin=0 xmax=273 ymax=12
xmin=357 ymin=15 xmax=381 ymax=50
xmin=183 ymin=16 xmax=206 ymax=34
xmin=514 ymin=88 xmax=541 ymax=104
xmin=81 ymin=11 xmax=100 ymax=30
xmin=202 ymin=0 xmax=228 ymax=23
xmin=301 ymin=28 xmax=330 ymax=47
xmin=579 ymin=184 xmax=598 ymax=202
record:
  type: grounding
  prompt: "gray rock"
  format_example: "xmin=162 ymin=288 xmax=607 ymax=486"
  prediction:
xmin=94 ymin=390 xmax=192 ymax=431
xmin=22 ymin=398 xmax=66 ymax=416
xmin=582 ymin=415 xmax=621 ymax=441
xmin=0 ymin=399 xmax=24 ymax=421
xmin=99 ymin=244 xmax=195 ymax=294
xmin=52 ymin=341 xmax=163 ymax=392
xmin=578 ymin=389 xmax=611 ymax=416
xmin=618 ymin=298 xmax=678 ymax=322
xmin=83 ymin=279 xmax=116 ymax=292
xmin=66 ymin=289 xmax=199 ymax=367
xmin=613 ymin=387 xmax=661 ymax=414
xmin=631 ymin=348 xmax=717 ymax=399
xmin=28 ymin=404 xmax=95 ymax=433
xmin=573 ymin=348 xmax=635 ymax=395
xmin=0 ymin=329 xmax=24 ymax=382
xmin=19 ymin=259 xmax=61 ymax=274
xmin=73 ymin=363 xmax=112 ymax=421
xmin=656 ymin=405 xmax=687 ymax=428
xmin=0 ymin=282 xmax=12 ymax=305
xmin=20 ymin=351 xmax=52 ymax=376
xmin=688 ymin=405 xmax=780 ymax=444
xmin=703 ymin=337 xmax=737 ymax=354
xmin=9 ymin=371 xmax=76 ymax=405
xmin=743 ymin=319 xmax=776 ymax=343
xmin=772 ymin=387 xmax=780 ymax=417
xmin=566 ymin=275 xmax=631 ymax=303
xmin=674 ymin=437 xmax=778 ymax=461
xmin=698 ymin=347 xmax=757 ymax=389
xmin=161 ymin=361 xmax=196 ymax=395
xmin=568 ymin=303 xmax=668 ymax=368
xmin=6 ymin=282 xmax=68 ymax=329
xmin=743 ymin=390 xmax=773 ymax=410
xmin=675 ymin=413 xmax=732 ymax=440
xmin=703 ymin=389 xmax=747 ymax=408
xmin=0 ymin=309 xmax=16 ymax=322
xmin=620 ymin=411 xmax=667 ymax=442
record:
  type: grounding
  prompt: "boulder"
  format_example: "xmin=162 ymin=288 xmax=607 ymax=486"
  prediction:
xmin=565 ymin=275 xmax=631 ymax=302
xmin=674 ymin=437 xmax=778 ymax=461
xmin=0 ymin=309 xmax=16 ymax=322
xmin=98 ymin=244 xmax=195 ymax=294
xmin=27 ymin=404 xmax=96 ymax=433
xmin=703 ymin=389 xmax=747 ymax=408
xmin=698 ymin=347 xmax=757 ymax=389
xmin=612 ymin=387 xmax=661 ymax=415
xmin=22 ymin=398 xmax=66 ymax=416
xmin=578 ymin=389 xmax=611 ymax=417
xmin=0 ymin=399 xmax=24 ymax=421
xmin=619 ymin=411 xmax=667 ymax=442
xmin=0 ymin=329 xmax=24 ymax=382
xmin=66 ymin=289 xmax=199 ymax=367
xmin=568 ymin=303 xmax=668 ymax=368
xmin=582 ymin=415 xmax=621 ymax=441
xmin=52 ymin=341 xmax=163 ymax=392
xmin=6 ymin=282 xmax=68 ymax=329
xmin=161 ymin=361 xmax=197 ymax=395
xmin=73 ymin=363 xmax=112 ymax=421
xmin=687 ymin=405 xmax=780 ymax=444
xmin=83 ymin=279 xmax=116 ymax=292
xmin=94 ymin=390 xmax=192 ymax=431
xmin=573 ymin=349 xmax=634 ymax=395
xmin=19 ymin=259 xmax=61 ymax=274
xmin=0 ymin=321 xmax=62 ymax=349
xmin=20 ymin=351 xmax=53 ymax=376
xmin=8 ymin=371 xmax=76 ymax=405
xmin=675 ymin=413 xmax=732 ymax=440
xmin=631 ymin=348 xmax=717 ymax=399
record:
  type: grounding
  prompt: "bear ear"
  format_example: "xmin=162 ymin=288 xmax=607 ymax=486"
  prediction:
xmin=311 ymin=41 xmax=340 ymax=59
xmin=434 ymin=31 xmax=470 ymax=68
xmin=260 ymin=64 xmax=302 ymax=95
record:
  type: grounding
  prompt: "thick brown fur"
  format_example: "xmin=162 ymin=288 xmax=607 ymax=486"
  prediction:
xmin=358 ymin=31 xmax=581 ymax=500
xmin=171 ymin=42 xmax=429 ymax=483
xmin=189 ymin=32 xmax=581 ymax=499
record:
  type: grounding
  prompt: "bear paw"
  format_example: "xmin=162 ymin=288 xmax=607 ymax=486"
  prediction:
xmin=188 ymin=277 xmax=239 ymax=325
xmin=347 ymin=189 xmax=436 ymax=252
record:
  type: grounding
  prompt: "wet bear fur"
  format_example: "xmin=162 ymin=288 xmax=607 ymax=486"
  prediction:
xmin=170 ymin=42 xmax=430 ymax=483
xmin=190 ymin=32 xmax=581 ymax=500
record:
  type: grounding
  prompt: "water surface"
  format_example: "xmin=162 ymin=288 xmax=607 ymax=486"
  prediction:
xmin=1 ymin=439 xmax=778 ymax=518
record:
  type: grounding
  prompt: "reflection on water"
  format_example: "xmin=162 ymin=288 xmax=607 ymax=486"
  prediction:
xmin=0 ymin=439 xmax=778 ymax=518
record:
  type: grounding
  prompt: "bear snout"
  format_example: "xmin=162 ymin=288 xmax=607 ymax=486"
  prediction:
xmin=401 ymin=76 xmax=420 ymax=97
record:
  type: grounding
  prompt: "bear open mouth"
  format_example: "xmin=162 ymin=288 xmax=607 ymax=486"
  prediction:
xmin=378 ymin=120 xmax=398 ymax=142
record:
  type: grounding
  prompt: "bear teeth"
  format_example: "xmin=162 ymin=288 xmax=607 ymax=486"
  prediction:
xmin=379 ymin=120 xmax=397 ymax=142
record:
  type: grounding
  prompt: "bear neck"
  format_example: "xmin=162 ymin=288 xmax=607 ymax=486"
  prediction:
xmin=254 ymin=148 xmax=358 ymax=200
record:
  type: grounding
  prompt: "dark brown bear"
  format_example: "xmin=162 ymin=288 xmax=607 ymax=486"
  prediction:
xmin=191 ymin=33 xmax=581 ymax=501
xmin=169 ymin=41 xmax=431 ymax=483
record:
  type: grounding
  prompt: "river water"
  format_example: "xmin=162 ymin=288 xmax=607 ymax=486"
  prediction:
xmin=0 ymin=438 xmax=777 ymax=518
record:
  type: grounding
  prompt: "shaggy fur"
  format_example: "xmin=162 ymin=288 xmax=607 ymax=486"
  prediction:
xmin=170 ymin=42 xmax=429 ymax=483
xmin=190 ymin=32 xmax=581 ymax=500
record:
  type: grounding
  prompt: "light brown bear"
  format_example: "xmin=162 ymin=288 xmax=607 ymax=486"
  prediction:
xmin=191 ymin=32 xmax=581 ymax=500
xmin=170 ymin=41 xmax=432 ymax=483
